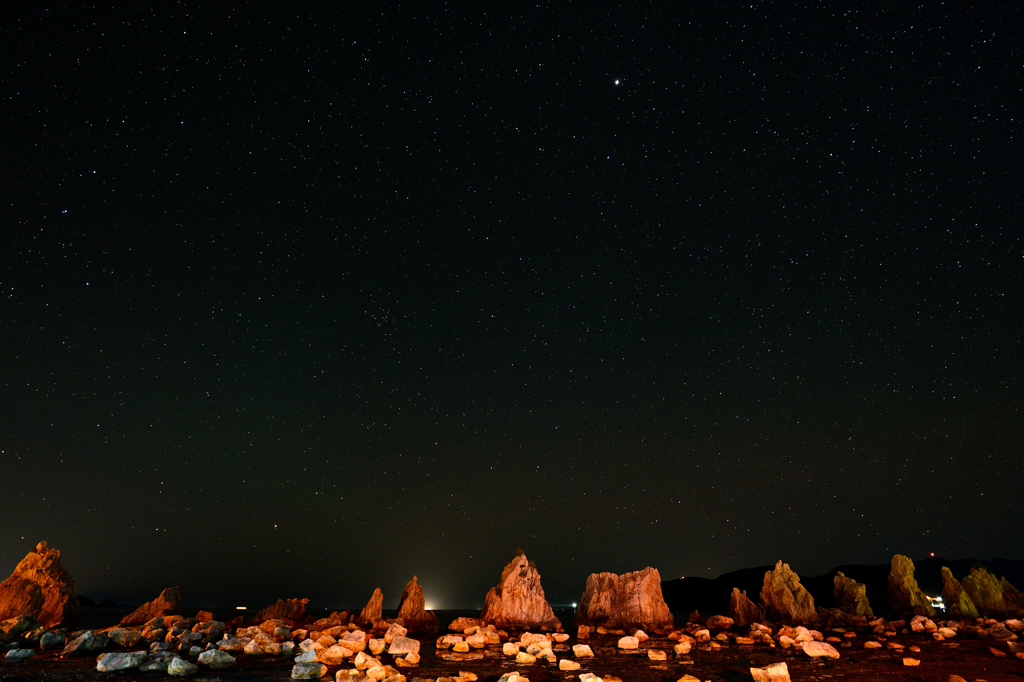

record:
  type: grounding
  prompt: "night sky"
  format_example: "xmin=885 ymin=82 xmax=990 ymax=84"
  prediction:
xmin=2 ymin=3 xmax=1022 ymax=611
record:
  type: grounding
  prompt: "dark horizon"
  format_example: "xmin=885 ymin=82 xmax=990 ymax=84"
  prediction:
xmin=3 ymin=4 xmax=1021 ymax=612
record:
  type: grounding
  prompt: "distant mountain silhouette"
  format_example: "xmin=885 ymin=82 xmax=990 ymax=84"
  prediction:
xmin=662 ymin=557 xmax=1024 ymax=618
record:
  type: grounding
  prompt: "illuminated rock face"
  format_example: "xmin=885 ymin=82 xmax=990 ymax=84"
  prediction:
xmin=574 ymin=567 xmax=674 ymax=631
xmin=887 ymin=555 xmax=935 ymax=617
xmin=255 ymin=598 xmax=309 ymax=623
xmin=962 ymin=565 xmax=1024 ymax=619
xmin=0 ymin=541 xmax=79 ymax=628
xmin=120 ymin=586 xmax=181 ymax=626
xmin=833 ymin=572 xmax=873 ymax=618
xmin=480 ymin=550 xmax=561 ymax=630
xmin=396 ymin=576 xmax=439 ymax=633
xmin=760 ymin=561 xmax=817 ymax=623
xmin=359 ymin=588 xmax=383 ymax=626
xmin=942 ymin=566 xmax=980 ymax=619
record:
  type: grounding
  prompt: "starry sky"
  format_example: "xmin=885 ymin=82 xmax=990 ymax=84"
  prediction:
xmin=2 ymin=3 xmax=1022 ymax=610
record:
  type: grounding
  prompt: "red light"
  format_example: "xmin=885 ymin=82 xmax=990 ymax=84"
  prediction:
xmin=930 ymin=552 xmax=935 ymax=557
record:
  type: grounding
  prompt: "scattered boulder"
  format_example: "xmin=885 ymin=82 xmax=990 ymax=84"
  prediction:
xmin=705 ymin=615 xmax=733 ymax=629
xmin=575 ymin=567 xmax=673 ymax=631
xmin=168 ymin=657 xmax=199 ymax=676
xmin=572 ymin=644 xmax=594 ymax=657
xmin=617 ymin=635 xmax=639 ymax=650
xmin=388 ymin=636 xmax=420 ymax=655
xmin=40 ymin=630 xmax=66 ymax=649
xmin=120 ymin=587 xmax=181 ymax=626
xmin=480 ymin=550 xmax=561 ymax=630
xmin=447 ymin=617 xmax=481 ymax=632
xmin=801 ymin=641 xmax=840 ymax=659
xmin=962 ymin=565 xmax=1024 ymax=619
xmin=760 ymin=561 xmax=816 ymax=623
xmin=0 ymin=541 xmax=79 ymax=628
xmin=750 ymin=662 xmax=790 ymax=682
xmin=887 ymin=555 xmax=935 ymax=617
xmin=396 ymin=577 xmax=439 ymax=633
xmin=729 ymin=588 xmax=763 ymax=627
xmin=62 ymin=630 xmax=96 ymax=656
xmin=942 ymin=567 xmax=980 ymax=619
xmin=96 ymin=652 xmax=147 ymax=671
xmin=833 ymin=572 xmax=873 ymax=618
xmin=359 ymin=588 xmax=384 ymax=627
xmin=255 ymin=598 xmax=309 ymax=623
xmin=5 ymin=649 xmax=35 ymax=663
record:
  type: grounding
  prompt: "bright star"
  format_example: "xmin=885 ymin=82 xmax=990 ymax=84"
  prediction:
xmin=614 ymin=79 xmax=620 ymax=85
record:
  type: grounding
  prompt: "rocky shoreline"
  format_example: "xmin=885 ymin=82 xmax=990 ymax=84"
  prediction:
xmin=1 ymin=545 xmax=1022 ymax=681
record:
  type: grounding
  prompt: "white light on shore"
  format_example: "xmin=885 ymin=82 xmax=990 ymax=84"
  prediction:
xmin=571 ymin=603 xmax=577 ymax=608
xmin=236 ymin=606 xmax=247 ymax=610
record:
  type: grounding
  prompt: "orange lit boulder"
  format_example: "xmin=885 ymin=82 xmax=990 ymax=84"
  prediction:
xmin=396 ymin=577 xmax=439 ymax=632
xmin=574 ymin=567 xmax=673 ymax=631
xmin=0 ymin=541 xmax=79 ymax=628
xmin=480 ymin=550 xmax=561 ymax=630
xmin=120 ymin=586 xmax=181 ymax=626
xmin=729 ymin=588 xmax=763 ymax=627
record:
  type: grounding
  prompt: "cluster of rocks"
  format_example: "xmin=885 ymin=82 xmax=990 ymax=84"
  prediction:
xmin=723 ymin=554 xmax=1024 ymax=626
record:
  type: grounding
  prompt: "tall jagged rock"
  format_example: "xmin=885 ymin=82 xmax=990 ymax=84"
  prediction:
xmin=729 ymin=588 xmax=763 ymax=627
xmin=574 ymin=567 xmax=673 ymax=631
xmin=759 ymin=561 xmax=816 ymax=623
xmin=359 ymin=588 xmax=383 ymax=626
xmin=396 ymin=577 xmax=439 ymax=633
xmin=833 ymin=572 xmax=873 ymax=618
xmin=887 ymin=555 xmax=935 ymax=617
xmin=0 ymin=541 xmax=79 ymax=628
xmin=941 ymin=567 xmax=980 ymax=619
xmin=962 ymin=565 xmax=1024 ymax=619
xmin=480 ymin=550 xmax=561 ymax=630
xmin=120 ymin=587 xmax=181 ymax=626
xmin=254 ymin=598 xmax=309 ymax=623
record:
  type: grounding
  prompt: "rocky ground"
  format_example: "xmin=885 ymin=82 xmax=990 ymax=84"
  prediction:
xmin=1 ymin=612 xmax=1022 ymax=682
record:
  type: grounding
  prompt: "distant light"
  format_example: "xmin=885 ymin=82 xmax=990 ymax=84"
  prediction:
xmin=571 ymin=603 xmax=577 ymax=608
xmin=614 ymin=79 xmax=620 ymax=85
xmin=236 ymin=606 xmax=247 ymax=610
xmin=930 ymin=552 xmax=935 ymax=557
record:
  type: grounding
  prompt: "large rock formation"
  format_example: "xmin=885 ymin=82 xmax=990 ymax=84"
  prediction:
xmin=119 ymin=587 xmax=181 ymax=626
xmin=887 ymin=555 xmax=935 ymax=617
xmin=941 ymin=567 xmax=980 ymax=619
xmin=729 ymin=588 xmax=763 ymax=627
xmin=574 ymin=567 xmax=673 ymax=631
xmin=962 ymin=565 xmax=1024 ymax=619
xmin=833 ymin=571 xmax=873 ymax=618
xmin=359 ymin=588 xmax=383 ymax=626
xmin=0 ymin=541 xmax=79 ymax=628
xmin=759 ymin=561 xmax=816 ymax=623
xmin=254 ymin=598 xmax=308 ymax=623
xmin=396 ymin=577 xmax=439 ymax=633
xmin=480 ymin=550 xmax=561 ymax=630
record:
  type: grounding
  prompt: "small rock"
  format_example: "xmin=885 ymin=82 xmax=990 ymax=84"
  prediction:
xmin=864 ymin=641 xmax=882 ymax=649
xmin=40 ymin=630 xmax=66 ymax=649
xmin=516 ymin=651 xmax=537 ymax=664
xmin=96 ymin=651 xmax=147 ymax=671
xmin=990 ymin=646 xmax=1007 ymax=657
xmin=673 ymin=642 xmax=691 ymax=655
xmin=902 ymin=657 xmax=920 ymax=666
xmin=168 ymin=657 xmax=199 ymax=676
xmin=553 ymin=633 xmax=569 ymax=642
xmin=801 ymin=641 xmax=840 ymax=659
xmin=579 ymin=674 xmax=602 ymax=682
xmin=140 ymin=659 xmax=170 ymax=672
xmin=572 ymin=644 xmax=594 ymax=657
xmin=5 ymin=649 xmax=35 ymax=663
xmin=388 ymin=637 xmax=420 ymax=656
xmin=369 ymin=638 xmax=386 ymax=655
xmin=198 ymin=649 xmax=236 ymax=668
xmin=706 ymin=615 xmax=734 ymax=629
xmin=647 ymin=649 xmax=666 ymax=661
xmin=946 ymin=676 xmax=967 ymax=682
xmin=749 ymin=662 xmax=790 ymax=682
xmin=503 ymin=642 xmax=519 ymax=656
xmin=62 ymin=630 xmax=94 ymax=656
xmin=293 ymin=662 xmax=329 ymax=679
xmin=617 ymin=636 xmax=639 ymax=650
xmin=559 ymin=659 xmax=580 ymax=671
xmin=677 ymin=676 xmax=701 ymax=682
xmin=452 ymin=641 xmax=470 ymax=653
